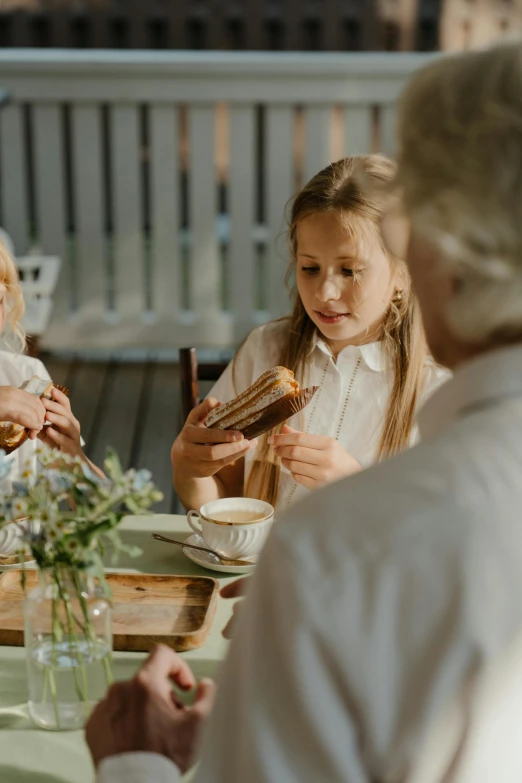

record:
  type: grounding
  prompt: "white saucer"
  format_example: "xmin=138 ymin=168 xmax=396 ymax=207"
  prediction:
xmin=182 ymin=533 xmax=257 ymax=575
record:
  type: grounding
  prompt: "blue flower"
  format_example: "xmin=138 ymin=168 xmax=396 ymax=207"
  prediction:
xmin=132 ymin=469 xmax=152 ymax=491
xmin=80 ymin=461 xmax=98 ymax=482
xmin=0 ymin=498 xmax=13 ymax=521
xmin=45 ymin=470 xmax=74 ymax=495
xmin=11 ymin=481 xmax=29 ymax=497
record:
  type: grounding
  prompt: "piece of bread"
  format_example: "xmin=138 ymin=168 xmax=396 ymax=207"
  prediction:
xmin=0 ymin=375 xmax=70 ymax=455
xmin=206 ymin=366 xmax=318 ymax=440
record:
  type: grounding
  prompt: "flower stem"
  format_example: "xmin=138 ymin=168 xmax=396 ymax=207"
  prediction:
xmin=72 ymin=571 xmax=109 ymax=707
xmin=54 ymin=571 xmax=87 ymax=705
xmin=49 ymin=595 xmax=60 ymax=727
xmin=48 ymin=665 xmax=60 ymax=729
xmin=41 ymin=666 xmax=48 ymax=704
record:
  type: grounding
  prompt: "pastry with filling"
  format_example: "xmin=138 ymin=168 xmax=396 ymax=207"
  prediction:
xmin=206 ymin=366 xmax=318 ymax=440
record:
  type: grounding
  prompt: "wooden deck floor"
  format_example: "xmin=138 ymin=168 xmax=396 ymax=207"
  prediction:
xmin=41 ymin=355 xmax=210 ymax=514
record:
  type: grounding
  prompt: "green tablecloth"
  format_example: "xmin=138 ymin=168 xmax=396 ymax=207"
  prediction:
xmin=0 ymin=515 xmax=236 ymax=783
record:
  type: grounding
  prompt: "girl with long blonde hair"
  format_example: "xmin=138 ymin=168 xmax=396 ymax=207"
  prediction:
xmin=172 ymin=154 xmax=448 ymax=512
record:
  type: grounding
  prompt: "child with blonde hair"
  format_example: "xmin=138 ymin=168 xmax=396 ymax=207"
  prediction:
xmin=0 ymin=239 xmax=93 ymax=483
xmin=172 ymin=155 xmax=449 ymax=512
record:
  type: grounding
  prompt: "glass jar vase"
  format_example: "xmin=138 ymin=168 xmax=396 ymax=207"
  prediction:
xmin=24 ymin=567 xmax=112 ymax=730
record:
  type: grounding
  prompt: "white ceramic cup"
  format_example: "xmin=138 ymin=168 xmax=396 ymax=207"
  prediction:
xmin=187 ymin=497 xmax=274 ymax=559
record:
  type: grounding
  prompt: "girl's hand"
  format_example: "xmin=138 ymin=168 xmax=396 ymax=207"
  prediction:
xmin=171 ymin=398 xmax=258 ymax=480
xmin=0 ymin=385 xmax=45 ymax=438
xmin=268 ymin=425 xmax=362 ymax=490
xmin=39 ymin=387 xmax=82 ymax=457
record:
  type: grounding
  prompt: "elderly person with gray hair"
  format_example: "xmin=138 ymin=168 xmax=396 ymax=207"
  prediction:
xmin=86 ymin=42 xmax=522 ymax=783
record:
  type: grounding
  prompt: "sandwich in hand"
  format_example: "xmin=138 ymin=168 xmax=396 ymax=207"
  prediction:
xmin=206 ymin=366 xmax=317 ymax=440
xmin=0 ymin=376 xmax=70 ymax=455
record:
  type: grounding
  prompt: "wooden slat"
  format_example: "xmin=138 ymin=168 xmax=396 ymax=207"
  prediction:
xmin=361 ymin=2 xmax=379 ymax=49
xmin=188 ymin=105 xmax=219 ymax=315
xmin=10 ymin=10 xmax=30 ymax=47
xmin=266 ymin=105 xmax=294 ymax=318
xmin=243 ymin=0 xmax=265 ymax=49
xmin=229 ymin=104 xmax=255 ymax=335
xmin=135 ymin=363 xmax=180 ymax=513
xmin=89 ymin=362 xmax=147 ymax=470
xmin=171 ymin=0 xmax=191 ymax=49
xmin=206 ymin=1 xmax=225 ymax=49
xmin=323 ymin=0 xmax=341 ymax=50
xmin=285 ymin=0 xmax=302 ymax=49
xmin=52 ymin=9 xmax=69 ymax=48
xmin=304 ymin=106 xmax=332 ymax=184
xmin=380 ymin=105 xmax=397 ymax=157
xmin=33 ymin=105 xmax=67 ymax=260
xmin=110 ymin=105 xmax=144 ymax=317
xmin=150 ymin=104 xmax=180 ymax=318
xmin=127 ymin=0 xmax=148 ymax=48
xmin=92 ymin=7 xmax=109 ymax=48
xmin=71 ymin=104 xmax=107 ymax=315
xmin=32 ymin=104 xmax=70 ymax=321
xmin=0 ymin=104 xmax=29 ymax=254
xmin=344 ymin=105 xmax=373 ymax=155
xmin=65 ymin=361 xmax=109 ymax=450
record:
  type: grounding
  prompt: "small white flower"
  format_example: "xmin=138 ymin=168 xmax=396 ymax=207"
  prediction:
xmin=38 ymin=503 xmax=59 ymax=526
xmin=64 ymin=537 xmax=80 ymax=554
xmin=12 ymin=498 xmax=28 ymax=518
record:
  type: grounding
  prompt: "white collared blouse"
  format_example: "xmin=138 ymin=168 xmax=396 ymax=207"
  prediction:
xmin=209 ymin=320 xmax=449 ymax=510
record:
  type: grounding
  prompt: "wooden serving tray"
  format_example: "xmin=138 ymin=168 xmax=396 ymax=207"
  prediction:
xmin=0 ymin=571 xmax=219 ymax=652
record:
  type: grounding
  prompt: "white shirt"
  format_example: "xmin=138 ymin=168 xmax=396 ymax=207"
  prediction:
xmin=98 ymin=343 xmax=522 ymax=783
xmin=209 ymin=320 xmax=448 ymax=510
xmin=0 ymin=350 xmax=51 ymax=484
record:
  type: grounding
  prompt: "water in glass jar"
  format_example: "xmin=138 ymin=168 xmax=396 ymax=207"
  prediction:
xmin=27 ymin=637 xmax=111 ymax=730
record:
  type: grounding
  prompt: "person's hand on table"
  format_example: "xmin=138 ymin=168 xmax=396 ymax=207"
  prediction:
xmin=0 ymin=385 xmax=45 ymax=440
xmin=268 ymin=425 xmax=362 ymax=490
xmin=171 ymin=398 xmax=258 ymax=478
xmin=85 ymin=645 xmax=216 ymax=774
xmin=221 ymin=577 xmax=250 ymax=639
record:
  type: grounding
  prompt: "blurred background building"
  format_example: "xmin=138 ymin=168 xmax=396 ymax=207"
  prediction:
xmin=0 ymin=0 xmax=519 ymax=53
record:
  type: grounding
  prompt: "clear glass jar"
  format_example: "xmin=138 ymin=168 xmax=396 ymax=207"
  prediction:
xmin=24 ymin=567 xmax=112 ymax=730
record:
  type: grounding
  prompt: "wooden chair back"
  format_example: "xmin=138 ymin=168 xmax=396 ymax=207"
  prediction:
xmin=179 ymin=348 xmax=229 ymax=424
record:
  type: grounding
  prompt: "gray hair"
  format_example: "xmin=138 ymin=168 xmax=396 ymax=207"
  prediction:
xmin=396 ymin=43 xmax=522 ymax=343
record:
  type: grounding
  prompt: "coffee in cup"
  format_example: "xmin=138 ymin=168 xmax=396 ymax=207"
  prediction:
xmin=187 ymin=498 xmax=274 ymax=559
xmin=207 ymin=509 xmax=266 ymax=525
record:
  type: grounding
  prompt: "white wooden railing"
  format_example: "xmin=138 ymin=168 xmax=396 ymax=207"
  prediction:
xmin=0 ymin=50 xmax=437 ymax=352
